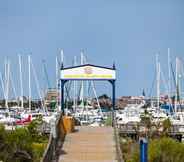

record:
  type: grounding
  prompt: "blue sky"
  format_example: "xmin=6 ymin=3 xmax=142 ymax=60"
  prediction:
xmin=0 ymin=0 xmax=184 ymax=98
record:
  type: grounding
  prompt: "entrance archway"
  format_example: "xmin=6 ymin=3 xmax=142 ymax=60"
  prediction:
xmin=60 ymin=63 xmax=116 ymax=125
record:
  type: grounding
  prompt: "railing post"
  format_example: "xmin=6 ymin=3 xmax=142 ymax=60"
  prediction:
xmin=140 ymin=138 xmax=148 ymax=162
xmin=50 ymin=118 xmax=57 ymax=160
xmin=109 ymin=79 xmax=116 ymax=127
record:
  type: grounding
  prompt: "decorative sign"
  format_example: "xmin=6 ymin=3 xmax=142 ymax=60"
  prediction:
xmin=61 ymin=64 xmax=116 ymax=80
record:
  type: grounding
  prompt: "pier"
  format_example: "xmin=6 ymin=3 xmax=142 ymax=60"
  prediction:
xmin=41 ymin=115 xmax=123 ymax=162
xmin=58 ymin=126 xmax=117 ymax=162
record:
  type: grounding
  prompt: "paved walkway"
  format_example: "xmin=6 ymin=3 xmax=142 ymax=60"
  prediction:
xmin=58 ymin=126 xmax=117 ymax=162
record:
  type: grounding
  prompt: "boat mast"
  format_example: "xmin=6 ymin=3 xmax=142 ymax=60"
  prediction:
xmin=178 ymin=59 xmax=182 ymax=109
xmin=91 ymin=81 xmax=103 ymax=116
xmin=60 ymin=49 xmax=64 ymax=112
xmin=10 ymin=68 xmax=18 ymax=106
xmin=168 ymin=48 xmax=171 ymax=104
xmin=18 ymin=55 xmax=24 ymax=109
xmin=83 ymin=55 xmax=90 ymax=120
xmin=175 ymin=57 xmax=178 ymax=112
xmin=0 ymin=72 xmax=5 ymax=101
xmin=60 ymin=49 xmax=64 ymax=65
xmin=31 ymin=58 xmax=45 ymax=112
xmin=56 ymin=56 xmax=58 ymax=111
xmin=156 ymin=54 xmax=160 ymax=110
xmin=5 ymin=59 xmax=10 ymax=109
xmin=80 ymin=51 xmax=84 ymax=108
xmin=28 ymin=55 xmax=31 ymax=111
xmin=4 ymin=59 xmax=7 ymax=108
xmin=73 ymin=56 xmax=77 ymax=112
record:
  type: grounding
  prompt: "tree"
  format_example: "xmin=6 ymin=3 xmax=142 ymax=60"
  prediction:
xmin=98 ymin=94 xmax=110 ymax=99
xmin=140 ymin=110 xmax=152 ymax=138
xmin=161 ymin=118 xmax=172 ymax=137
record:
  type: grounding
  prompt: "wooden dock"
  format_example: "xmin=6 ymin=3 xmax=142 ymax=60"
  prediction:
xmin=58 ymin=126 xmax=117 ymax=162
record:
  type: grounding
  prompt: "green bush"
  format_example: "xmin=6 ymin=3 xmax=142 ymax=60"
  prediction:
xmin=32 ymin=142 xmax=47 ymax=162
xmin=161 ymin=119 xmax=172 ymax=137
xmin=105 ymin=116 xmax=112 ymax=126
xmin=0 ymin=118 xmax=48 ymax=162
xmin=149 ymin=138 xmax=184 ymax=162
xmin=120 ymin=137 xmax=139 ymax=162
xmin=120 ymin=137 xmax=184 ymax=162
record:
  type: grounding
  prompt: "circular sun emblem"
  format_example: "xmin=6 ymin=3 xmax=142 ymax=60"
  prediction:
xmin=84 ymin=66 xmax=93 ymax=74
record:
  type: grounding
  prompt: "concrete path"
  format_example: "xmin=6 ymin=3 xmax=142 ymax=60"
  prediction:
xmin=58 ymin=126 xmax=117 ymax=162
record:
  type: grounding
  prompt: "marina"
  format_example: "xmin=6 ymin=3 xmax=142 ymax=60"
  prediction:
xmin=0 ymin=55 xmax=184 ymax=162
xmin=0 ymin=52 xmax=184 ymax=137
xmin=1 ymin=1 xmax=184 ymax=162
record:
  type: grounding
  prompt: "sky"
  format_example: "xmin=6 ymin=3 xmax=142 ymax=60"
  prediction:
xmin=0 ymin=0 xmax=184 ymax=98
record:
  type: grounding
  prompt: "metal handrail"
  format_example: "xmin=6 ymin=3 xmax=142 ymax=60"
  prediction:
xmin=118 ymin=123 xmax=184 ymax=134
xmin=41 ymin=113 xmax=66 ymax=162
xmin=41 ymin=134 xmax=55 ymax=162
xmin=114 ymin=120 xmax=124 ymax=162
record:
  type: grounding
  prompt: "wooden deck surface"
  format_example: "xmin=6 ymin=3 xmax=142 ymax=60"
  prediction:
xmin=58 ymin=126 xmax=117 ymax=162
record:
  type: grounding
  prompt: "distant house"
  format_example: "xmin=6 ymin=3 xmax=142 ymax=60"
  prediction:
xmin=116 ymin=96 xmax=144 ymax=109
xmin=44 ymin=89 xmax=59 ymax=109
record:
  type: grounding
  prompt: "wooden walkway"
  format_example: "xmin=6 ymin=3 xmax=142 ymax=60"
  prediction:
xmin=58 ymin=126 xmax=117 ymax=162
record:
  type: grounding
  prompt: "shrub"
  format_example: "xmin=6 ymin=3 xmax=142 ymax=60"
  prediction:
xmin=32 ymin=142 xmax=47 ymax=162
xmin=0 ymin=118 xmax=48 ymax=162
xmin=105 ymin=116 xmax=112 ymax=126
xmin=120 ymin=137 xmax=184 ymax=162
xmin=149 ymin=137 xmax=184 ymax=162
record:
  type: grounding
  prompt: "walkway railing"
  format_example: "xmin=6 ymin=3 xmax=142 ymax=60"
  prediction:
xmin=118 ymin=123 xmax=184 ymax=135
xmin=41 ymin=113 xmax=66 ymax=162
xmin=114 ymin=119 xmax=124 ymax=162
